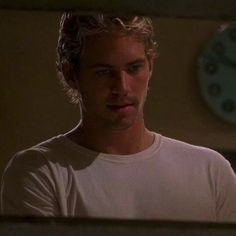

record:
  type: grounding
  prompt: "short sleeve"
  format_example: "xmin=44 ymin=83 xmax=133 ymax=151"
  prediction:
xmin=214 ymin=155 xmax=236 ymax=222
xmin=1 ymin=149 xmax=60 ymax=216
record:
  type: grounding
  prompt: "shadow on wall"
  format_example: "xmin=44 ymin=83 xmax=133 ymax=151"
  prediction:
xmin=219 ymin=151 xmax=236 ymax=173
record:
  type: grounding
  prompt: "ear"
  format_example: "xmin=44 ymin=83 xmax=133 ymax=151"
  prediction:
xmin=61 ymin=64 xmax=80 ymax=90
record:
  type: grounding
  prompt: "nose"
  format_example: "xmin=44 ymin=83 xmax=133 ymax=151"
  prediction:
xmin=111 ymin=70 xmax=130 ymax=96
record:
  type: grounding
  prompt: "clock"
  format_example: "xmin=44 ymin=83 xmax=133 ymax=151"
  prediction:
xmin=198 ymin=23 xmax=236 ymax=125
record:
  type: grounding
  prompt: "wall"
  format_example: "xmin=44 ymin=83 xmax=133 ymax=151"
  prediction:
xmin=0 ymin=10 xmax=235 ymax=174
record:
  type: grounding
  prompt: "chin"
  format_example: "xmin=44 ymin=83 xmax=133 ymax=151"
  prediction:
xmin=109 ymin=123 xmax=134 ymax=131
xmin=106 ymin=116 xmax=142 ymax=131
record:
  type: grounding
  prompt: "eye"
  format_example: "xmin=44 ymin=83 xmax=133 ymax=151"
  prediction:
xmin=95 ymin=69 xmax=113 ymax=77
xmin=127 ymin=63 xmax=144 ymax=74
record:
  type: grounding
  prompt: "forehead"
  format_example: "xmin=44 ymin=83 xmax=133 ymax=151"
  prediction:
xmin=80 ymin=30 xmax=147 ymax=66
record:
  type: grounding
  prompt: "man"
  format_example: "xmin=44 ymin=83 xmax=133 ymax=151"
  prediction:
xmin=1 ymin=12 xmax=236 ymax=222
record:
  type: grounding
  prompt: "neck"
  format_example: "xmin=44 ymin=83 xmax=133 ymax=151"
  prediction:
xmin=66 ymin=120 xmax=154 ymax=155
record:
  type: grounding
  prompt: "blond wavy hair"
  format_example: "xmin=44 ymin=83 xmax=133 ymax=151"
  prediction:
xmin=57 ymin=12 xmax=157 ymax=104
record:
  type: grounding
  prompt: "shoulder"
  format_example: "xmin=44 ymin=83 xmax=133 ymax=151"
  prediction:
xmin=1 ymin=135 xmax=70 ymax=193
xmin=160 ymin=135 xmax=224 ymax=159
xmin=3 ymin=135 xmax=67 ymax=176
xmin=3 ymin=133 xmax=92 ymax=178
xmin=158 ymin=135 xmax=236 ymax=190
xmin=159 ymin=135 xmax=231 ymax=170
xmin=1 ymin=138 xmax=63 ymax=216
xmin=9 ymin=134 xmax=69 ymax=165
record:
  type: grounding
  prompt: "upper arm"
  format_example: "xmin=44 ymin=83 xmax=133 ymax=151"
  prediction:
xmin=213 ymin=154 xmax=236 ymax=222
xmin=1 ymin=149 xmax=60 ymax=216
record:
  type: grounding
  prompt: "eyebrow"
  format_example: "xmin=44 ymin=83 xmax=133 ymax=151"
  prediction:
xmin=89 ymin=58 xmax=147 ymax=69
xmin=127 ymin=58 xmax=146 ymax=66
xmin=89 ymin=64 xmax=114 ymax=69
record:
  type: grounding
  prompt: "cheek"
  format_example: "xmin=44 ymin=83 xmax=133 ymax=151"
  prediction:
xmin=133 ymin=74 xmax=150 ymax=94
xmin=81 ymin=87 xmax=109 ymax=109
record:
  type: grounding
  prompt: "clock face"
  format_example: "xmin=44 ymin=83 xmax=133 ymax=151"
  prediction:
xmin=198 ymin=23 xmax=236 ymax=125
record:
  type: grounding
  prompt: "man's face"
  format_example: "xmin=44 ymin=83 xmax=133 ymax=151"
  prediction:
xmin=74 ymin=29 xmax=153 ymax=131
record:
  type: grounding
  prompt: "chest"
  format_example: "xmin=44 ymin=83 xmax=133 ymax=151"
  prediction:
xmin=62 ymin=162 xmax=215 ymax=221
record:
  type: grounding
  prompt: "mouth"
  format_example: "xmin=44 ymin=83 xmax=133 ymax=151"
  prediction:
xmin=106 ymin=103 xmax=135 ymax=112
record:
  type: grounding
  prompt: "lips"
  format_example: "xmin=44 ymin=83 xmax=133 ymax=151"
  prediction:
xmin=108 ymin=104 xmax=132 ymax=108
xmin=107 ymin=103 xmax=134 ymax=111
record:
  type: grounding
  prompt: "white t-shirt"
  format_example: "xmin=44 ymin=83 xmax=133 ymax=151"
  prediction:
xmin=1 ymin=133 xmax=236 ymax=222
